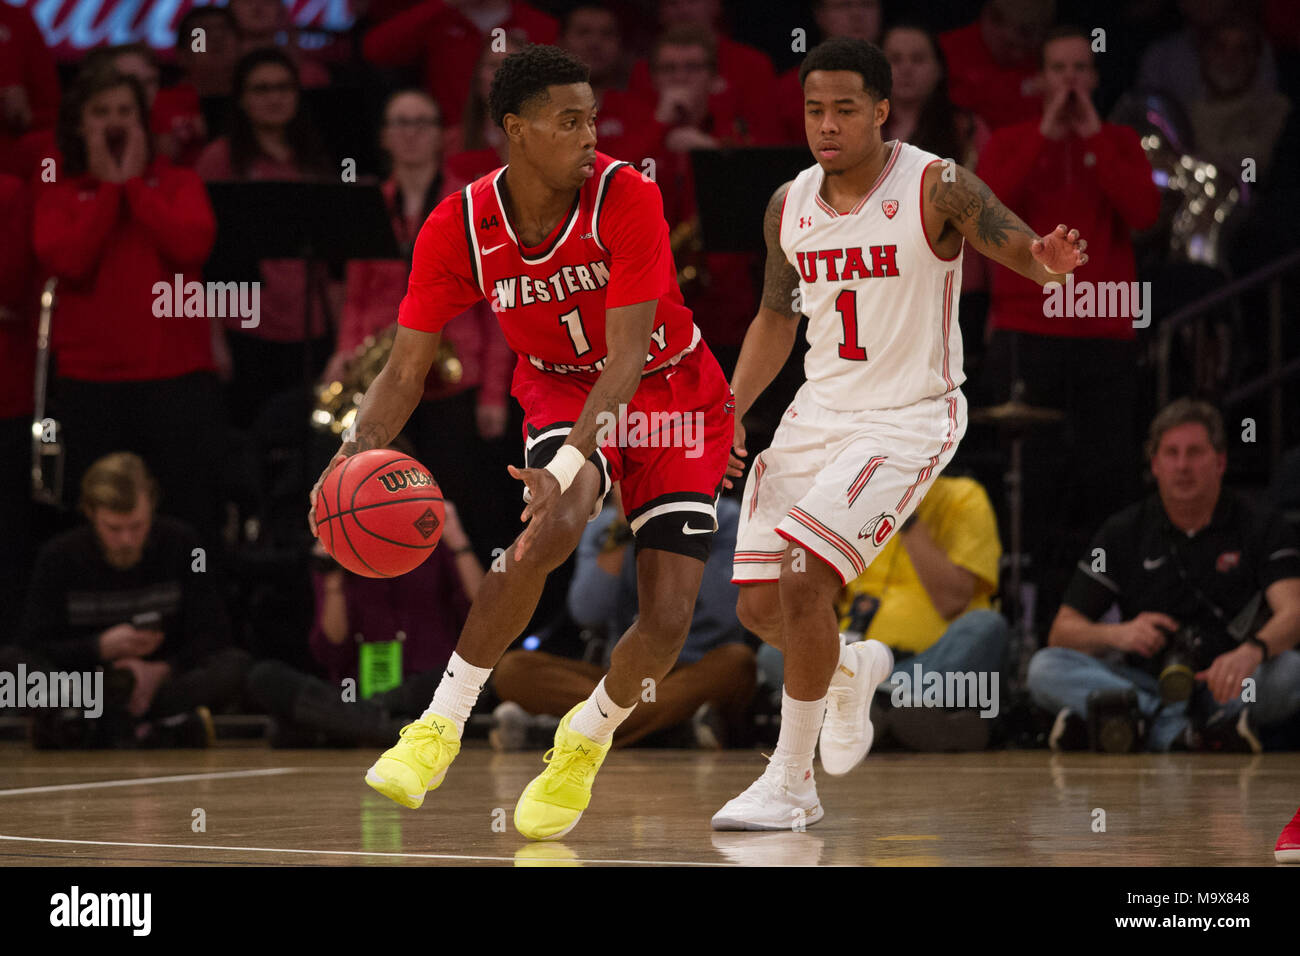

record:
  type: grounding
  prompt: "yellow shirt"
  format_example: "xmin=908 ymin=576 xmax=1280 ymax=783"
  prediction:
xmin=837 ymin=476 xmax=1002 ymax=654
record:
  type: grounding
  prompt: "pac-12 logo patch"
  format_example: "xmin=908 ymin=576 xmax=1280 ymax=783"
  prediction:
xmin=881 ymin=199 xmax=899 ymax=219
xmin=858 ymin=512 xmax=895 ymax=546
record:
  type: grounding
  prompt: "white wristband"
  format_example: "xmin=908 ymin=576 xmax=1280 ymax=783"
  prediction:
xmin=543 ymin=444 xmax=586 ymax=494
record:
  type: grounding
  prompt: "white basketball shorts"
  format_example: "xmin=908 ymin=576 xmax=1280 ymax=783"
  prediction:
xmin=733 ymin=384 xmax=967 ymax=586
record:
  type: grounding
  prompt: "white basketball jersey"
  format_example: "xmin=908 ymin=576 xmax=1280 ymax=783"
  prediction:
xmin=780 ymin=141 xmax=964 ymax=411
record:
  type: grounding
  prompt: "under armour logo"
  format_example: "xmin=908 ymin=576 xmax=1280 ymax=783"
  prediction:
xmin=799 ymin=216 xmax=813 ymax=229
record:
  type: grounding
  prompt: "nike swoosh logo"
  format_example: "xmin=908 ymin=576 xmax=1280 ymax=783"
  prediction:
xmin=596 ymin=702 xmax=607 ymax=718
xmin=1142 ymin=557 xmax=1166 ymax=570
xmin=480 ymin=243 xmax=507 ymax=255
xmin=682 ymin=523 xmax=711 ymax=535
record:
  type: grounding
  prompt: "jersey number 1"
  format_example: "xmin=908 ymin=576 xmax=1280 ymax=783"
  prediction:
xmin=836 ymin=289 xmax=868 ymax=362
xmin=559 ymin=307 xmax=592 ymax=357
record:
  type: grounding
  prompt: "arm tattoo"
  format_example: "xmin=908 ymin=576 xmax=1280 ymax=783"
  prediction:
xmin=761 ymin=181 xmax=801 ymax=317
xmin=929 ymin=166 xmax=1036 ymax=249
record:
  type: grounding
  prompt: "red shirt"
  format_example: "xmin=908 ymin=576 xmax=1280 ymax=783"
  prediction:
xmin=399 ymin=153 xmax=697 ymax=379
xmin=362 ymin=1 xmax=558 ymax=128
xmin=594 ymin=89 xmax=664 ymax=166
xmin=0 ymin=4 xmax=60 ymax=178
xmin=939 ymin=22 xmax=1042 ymax=132
xmin=0 ymin=174 xmax=36 ymax=419
xmin=153 ymin=84 xmax=208 ymax=168
xmin=977 ymin=121 xmax=1161 ymax=340
xmin=33 ymin=157 xmax=217 ymax=382
xmin=774 ymin=66 xmax=806 ymax=146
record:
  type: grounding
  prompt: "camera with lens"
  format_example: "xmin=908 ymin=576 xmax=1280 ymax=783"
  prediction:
xmin=1157 ymin=624 xmax=1211 ymax=704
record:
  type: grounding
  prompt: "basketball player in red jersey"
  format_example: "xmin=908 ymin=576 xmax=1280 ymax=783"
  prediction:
xmin=715 ymin=36 xmax=1089 ymax=829
xmin=308 ymin=45 xmax=733 ymax=841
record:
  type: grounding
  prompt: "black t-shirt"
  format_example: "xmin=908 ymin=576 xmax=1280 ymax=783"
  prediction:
xmin=1061 ymin=489 xmax=1300 ymax=674
xmin=19 ymin=516 xmax=231 ymax=672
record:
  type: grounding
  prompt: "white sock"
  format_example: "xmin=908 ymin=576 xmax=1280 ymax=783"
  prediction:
xmin=569 ymin=677 xmax=635 ymax=744
xmin=828 ymin=641 xmax=858 ymax=688
xmin=773 ymin=689 xmax=826 ymax=774
xmin=424 ymin=652 xmax=492 ymax=734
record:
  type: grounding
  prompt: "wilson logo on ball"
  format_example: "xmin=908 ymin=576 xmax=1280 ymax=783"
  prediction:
xmin=376 ymin=468 xmax=435 ymax=493
xmin=858 ymin=512 xmax=895 ymax=546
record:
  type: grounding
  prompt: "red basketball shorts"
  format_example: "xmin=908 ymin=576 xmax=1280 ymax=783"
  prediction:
xmin=511 ymin=342 xmax=734 ymax=559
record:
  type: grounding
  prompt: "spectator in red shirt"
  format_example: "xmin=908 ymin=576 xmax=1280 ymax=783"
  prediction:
xmin=229 ymin=0 xmax=332 ymax=88
xmin=775 ymin=0 xmax=883 ymax=144
xmin=159 ymin=6 xmax=240 ymax=165
xmin=330 ymin=89 xmax=518 ymax=558
xmin=940 ymin=0 xmax=1055 ymax=132
xmin=175 ymin=5 xmax=241 ymax=99
xmin=0 ymin=2 xmax=60 ymax=178
xmin=442 ymin=27 xmax=525 ymax=175
xmin=645 ymin=27 xmax=775 ymax=376
xmin=362 ymin=0 xmax=558 ymax=128
xmin=195 ymin=49 xmax=340 ymax=429
xmin=0 ymin=173 xmax=35 ymax=642
xmin=559 ymin=3 xmax=660 ymax=166
xmin=975 ymin=25 xmax=1161 ymax=634
xmin=85 ymin=43 xmax=211 ymax=168
xmin=34 ymin=67 xmax=225 ymax=547
xmin=627 ymin=0 xmax=777 ymax=142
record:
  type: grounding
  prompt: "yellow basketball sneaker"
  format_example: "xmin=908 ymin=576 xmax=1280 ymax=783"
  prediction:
xmin=364 ymin=714 xmax=461 ymax=809
xmin=514 ymin=704 xmax=611 ymax=841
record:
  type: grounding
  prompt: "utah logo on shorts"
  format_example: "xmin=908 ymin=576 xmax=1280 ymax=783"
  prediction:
xmin=881 ymin=199 xmax=899 ymax=219
xmin=858 ymin=512 xmax=895 ymax=546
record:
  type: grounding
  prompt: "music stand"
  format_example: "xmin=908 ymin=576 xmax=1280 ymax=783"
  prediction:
xmin=205 ymin=181 xmax=401 ymax=519
xmin=691 ymin=147 xmax=810 ymax=253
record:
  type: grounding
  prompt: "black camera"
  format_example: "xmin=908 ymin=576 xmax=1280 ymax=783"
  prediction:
xmin=1157 ymin=625 xmax=1210 ymax=704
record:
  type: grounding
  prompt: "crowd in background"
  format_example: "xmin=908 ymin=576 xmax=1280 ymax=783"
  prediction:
xmin=1 ymin=0 xmax=1299 ymax=752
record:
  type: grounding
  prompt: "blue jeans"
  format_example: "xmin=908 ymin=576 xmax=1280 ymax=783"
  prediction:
xmin=1026 ymin=646 xmax=1300 ymax=751
xmin=756 ymin=609 xmax=1011 ymax=696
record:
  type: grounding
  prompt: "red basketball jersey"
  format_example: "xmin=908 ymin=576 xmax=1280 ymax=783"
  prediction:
xmin=398 ymin=152 xmax=700 ymax=378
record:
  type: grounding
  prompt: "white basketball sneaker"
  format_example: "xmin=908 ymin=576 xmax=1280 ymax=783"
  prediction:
xmin=711 ymin=757 xmax=824 ymax=831
xmin=819 ymin=639 xmax=894 ymax=775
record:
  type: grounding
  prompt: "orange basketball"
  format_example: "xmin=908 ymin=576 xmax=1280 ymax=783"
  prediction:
xmin=315 ymin=449 xmax=444 ymax=578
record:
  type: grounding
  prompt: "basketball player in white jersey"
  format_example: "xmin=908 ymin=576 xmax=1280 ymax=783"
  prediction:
xmin=715 ymin=36 xmax=1088 ymax=830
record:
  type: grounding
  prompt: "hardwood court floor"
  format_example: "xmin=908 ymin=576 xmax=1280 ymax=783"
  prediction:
xmin=0 ymin=743 xmax=1295 ymax=866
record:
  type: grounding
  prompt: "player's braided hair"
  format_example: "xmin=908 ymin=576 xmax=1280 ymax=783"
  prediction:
xmin=799 ymin=35 xmax=892 ymax=102
xmin=489 ymin=44 xmax=591 ymax=128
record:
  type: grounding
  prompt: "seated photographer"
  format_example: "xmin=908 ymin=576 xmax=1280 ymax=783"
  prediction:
xmin=13 ymin=452 xmax=248 ymax=748
xmin=245 ymin=491 xmax=483 ymax=747
xmin=1029 ymin=399 xmax=1300 ymax=753
xmin=491 ymin=490 xmax=756 ymax=750
xmin=755 ymin=474 xmax=1008 ymax=751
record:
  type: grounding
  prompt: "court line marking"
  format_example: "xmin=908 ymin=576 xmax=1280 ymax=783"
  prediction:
xmin=0 ymin=834 xmax=729 ymax=867
xmin=0 ymin=768 xmax=296 ymax=796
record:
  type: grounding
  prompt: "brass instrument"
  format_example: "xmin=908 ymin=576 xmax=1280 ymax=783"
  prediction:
xmin=1138 ymin=131 xmax=1240 ymax=268
xmin=31 ymin=278 xmax=64 ymax=506
xmin=1111 ymin=91 xmax=1242 ymax=269
xmin=311 ymin=324 xmax=462 ymax=437
xmin=670 ymin=216 xmax=709 ymax=290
